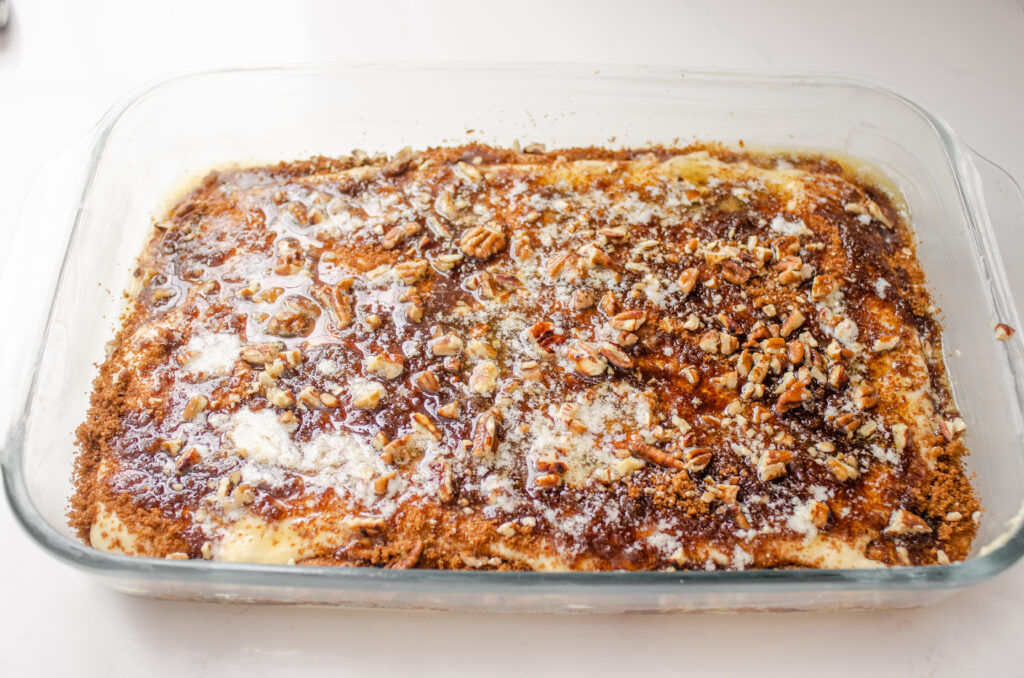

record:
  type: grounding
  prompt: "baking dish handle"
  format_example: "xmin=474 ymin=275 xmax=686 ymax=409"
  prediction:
xmin=964 ymin=148 xmax=1024 ymax=328
xmin=0 ymin=133 xmax=97 ymax=467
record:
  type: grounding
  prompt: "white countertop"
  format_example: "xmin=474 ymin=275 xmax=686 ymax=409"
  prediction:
xmin=2 ymin=1 xmax=1024 ymax=675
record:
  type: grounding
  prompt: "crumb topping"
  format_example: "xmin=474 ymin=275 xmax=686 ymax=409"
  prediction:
xmin=70 ymin=143 xmax=979 ymax=570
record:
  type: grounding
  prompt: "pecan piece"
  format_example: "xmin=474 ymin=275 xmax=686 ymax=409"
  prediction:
xmin=720 ymin=259 xmax=751 ymax=285
xmin=827 ymin=364 xmax=849 ymax=389
xmin=852 ymin=384 xmax=879 ymax=409
xmin=677 ymin=267 xmax=700 ymax=298
xmin=682 ymin=447 xmax=713 ymax=472
xmin=699 ymin=330 xmax=720 ymax=354
xmin=628 ymin=440 xmax=686 ymax=471
xmin=410 ymin=412 xmax=442 ymax=441
xmin=872 ymin=334 xmax=901 ymax=352
xmin=826 ymin=455 xmax=860 ymax=481
xmin=381 ymin=146 xmax=414 ymax=177
xmin=472 ymin=409 xmax=500 ymax=458
xmin=183 ymin=395 xmax=208 ymax=420
xmin=381 ymin=434 xmax=423 ymax=466
xmin=175 ymin=446 xmax=202 ymax=472
xmin=811 ymin=274 xmax=840 ymax=301
xmin=534 ymin=473 xmax=564 ymax=489
xmin=437 ymin=401 xmax=461 ymax=419
xmin=364 ymin=353 xmax=404 ymax=380
xmin=776 ymin=381 xmax=810 ymax=413
xmin=779 ymin=308 xmax=805 ymax=338
xmin=884 ymin=509 xmax=932 ymax=536
xmin=430 ymin=333 xmax=464 ymax=356
xmin=393 ymin=259 xmax=429 ymax=285
xmin=565 ymin=342 xmax=607 ymax=377
xmin=572 ymin=288 xmax=595 ymax=311
xmin=996 ymin=323 xmax=1016 ymax=341
xmin=757 ymin=449 xmax=792 ymax=482
xmin=459 ymin=224 xmax=507 ymax=259
xmin=609 ymin=309 xmax=646 ymax=332
xmin=469 ymin=360 xmax=500 ymax=395
xmin=412 ymin=370 xmax=440 ymax=394
xmin=310 ymin=284 xmax=353 ymax=330
xmin=598 ymin=342 xmax=635 ymax=369
xmin=808 ymin=501 xmax=830 ymax=528
xmin=525 ymin=321 xmax=565 ymax=355
xmin=385 ymin=539 xmax=424 ymax=569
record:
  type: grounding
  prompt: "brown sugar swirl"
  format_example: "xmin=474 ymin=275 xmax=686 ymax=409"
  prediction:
xmin=70 ymin=143 xmax=979 ymax=570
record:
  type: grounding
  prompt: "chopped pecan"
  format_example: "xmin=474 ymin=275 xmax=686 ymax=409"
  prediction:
xmin=884 ymin=509 xmax=932 ymax=536
xmin=699 ymin=330 xmax=721 ymax=354
xmin=183 ymin=395 xmax=208 ymax=420
xmin=826 ymin=455 xmax=860 ymax=481
xmin=872 ymin=334 xmax=901 ymax=352
xmin=297 ymin=386 xmax=324 ymax=409
xmin=598 ymin=342 xmax=634 ymax=369
xmin=578 ymin=242 xmax=613 ymax=268
xmin=711 ymin=371 xmax=738 ymax=390
xmin=472 ymin=409 xmax=499 ymax=458
xmin=852 ymin=384 xmax=879 ymax=409
xmin=609 ymin=309 xmax=646 ymax=332
xmin=460 ymin=224 xmax=507 ymax=259
xmin=310 ymin=284 xmax=353 ymax=330
xmin=381 ymin=146 xmax=414 ymax=176
xmin=776 ymin=381 xmax=810 ymax=413
xmin=534 ymin=473 xmax=564 ymax=489
xmin=808 ymin=501 xmax=830 ymax=528
xmin=613 ymin=331 xmax=639 ymax=347
xmin=598 ymin=291 xmax=617 ymax=316
xmin=385 ymin=540 xmax=424 ymax=569
xmin=682 ymin=447 xmax=713 ymax=472
xmin=628 ymin=440 xmax=686 ymax=471
xmin=827 ymin=364 xmax=849 ymax=389
xmin=381 ymin=221 xmax=419 ymax=250
xmin=833 ymin=412 xmax=861 ymax=435
xmin=393 ymin=259 xmax=429 ymax=284
xmin=430 ymin=333 xmax=464 ymax=356
xmin=266 ymin=306 xmax=317 ymax=338
xmin=175 ymin=446 xmax=202 ymax=472
xmin=432 ymin=252 xmax=463 ymax=272
xmin=811 ymin=274 xmax=840 ymax=301
xmin=720 ymin=260 xmax=751 ymax=285
xmin=525 ymin=322 xmax=565 ymax=355
xmin=572 ymin=288 xmax=595 ymax=311
xmin=779 ymin=309 xmax=805 ymax=338
xmin=466 ymin=339 xmax=498 ymax=360
xmin=266 ymin=386 xmax=295 ymax=408
xmin=410 ymin=412 xmax=442 ymax=441
xmin=677 ymin=267 xmax=700 ymax=297
xmin=413 ymin=370 xmax=440 ymax=394
xmin=437 ymin=401 xmax=461 ymax=419
xmin=719 ymin=333 xmax=739 ymax=356
xmin=364 ymin=353 xmax=404 ymax=380
xmin=381 ymin=434 xmax=423 ymax=466
xmin=565 ymin=342 xmax=607 ymax=377
xmin=757 ymin=449 xmax=792 ymax=482
xmin=771 ymin=235 xmax=800 ymax=258
xmin=469 ymin=360 xmax=500 ymax=394
xmin=787 ymin=340 xmax=805 ymax=365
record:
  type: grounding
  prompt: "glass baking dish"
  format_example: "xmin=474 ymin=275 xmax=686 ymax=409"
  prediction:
xmin=3 ymin=64 xmax=1024 ymax=613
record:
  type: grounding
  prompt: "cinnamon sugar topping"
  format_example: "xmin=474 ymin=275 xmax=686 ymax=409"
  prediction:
xmin=70 ymin=143 xmax=979 ymax=570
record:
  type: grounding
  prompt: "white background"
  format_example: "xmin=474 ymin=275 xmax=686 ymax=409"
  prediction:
xmin=2 ymin=1 xmax=1024 ymax=675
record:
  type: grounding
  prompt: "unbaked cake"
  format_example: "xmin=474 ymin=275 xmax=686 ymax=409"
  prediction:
xmin=70 ymin=143 xmax=980 ymax=570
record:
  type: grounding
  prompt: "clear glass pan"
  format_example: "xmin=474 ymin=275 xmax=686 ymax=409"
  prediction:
xmin=3 ymin=64 xmax=1024 ymax=612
